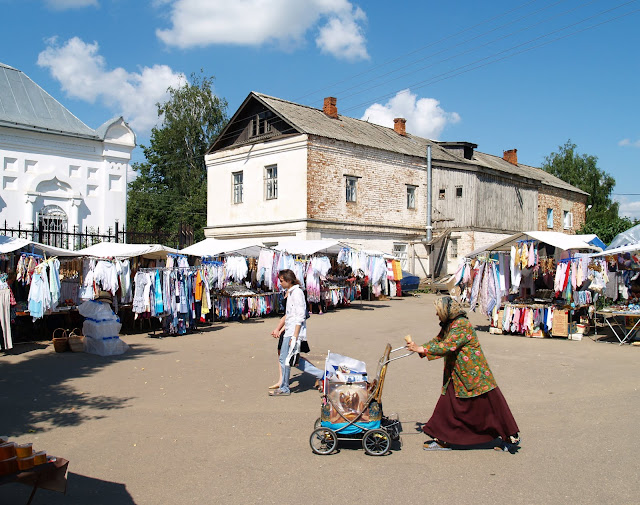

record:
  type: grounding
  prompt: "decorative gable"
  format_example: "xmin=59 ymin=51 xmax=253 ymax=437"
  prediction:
xmin=209 ymin=93 xmax=298 ymax=153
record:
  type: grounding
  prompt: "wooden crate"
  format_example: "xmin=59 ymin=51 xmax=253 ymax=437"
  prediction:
xmin=552 ymin=310 xmax=569 ymax=337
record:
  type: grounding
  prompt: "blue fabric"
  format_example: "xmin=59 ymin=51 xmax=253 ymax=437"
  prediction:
xmin=321 ymin=420 xmax=381 ymax=434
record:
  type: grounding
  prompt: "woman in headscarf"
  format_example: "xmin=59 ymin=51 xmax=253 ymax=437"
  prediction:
xmin=406 ymin=296 xmax=520 ymax=452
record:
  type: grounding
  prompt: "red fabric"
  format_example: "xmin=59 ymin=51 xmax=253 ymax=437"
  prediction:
xmin=423 ymin=381 xmax=519 ymax=445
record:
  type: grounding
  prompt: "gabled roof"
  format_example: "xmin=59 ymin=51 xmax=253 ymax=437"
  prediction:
xmin=213 ymin=91 xmax=587 ymax=196
xmin=472 ymin=151 xmax=589 ymax=195
xmin=0 ymin=62 xmax=99 ymax=139
xmin=252 ymin=92 xmax=463 ymax=163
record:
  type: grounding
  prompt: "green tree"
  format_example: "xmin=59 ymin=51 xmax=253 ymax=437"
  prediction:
xmin=127 ymin=72 xmax=228 ymax=246
xmin=541 ymin=140 xmax=636 ymax=244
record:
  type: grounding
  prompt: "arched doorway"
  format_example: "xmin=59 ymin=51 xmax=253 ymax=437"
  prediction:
xmin=37 ymin=204 xmax=68 ymax=248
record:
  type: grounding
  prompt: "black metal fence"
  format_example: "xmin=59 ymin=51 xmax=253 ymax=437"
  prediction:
xmin=1 ymin=221 xmax=194 ymax=250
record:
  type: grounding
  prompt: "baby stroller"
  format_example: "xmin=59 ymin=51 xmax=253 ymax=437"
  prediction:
xmin=309 ymin=341 xmax=411 ymax=456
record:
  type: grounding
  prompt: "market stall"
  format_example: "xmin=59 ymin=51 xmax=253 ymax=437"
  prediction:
xmin=589 ymin=243 xmax=640 ymax=344
xmin=1 ymin=235 xmax=79 ymax=350
xmin=459 ymin=231 xmax=603 ymax=339
xmin=74 ymin=242 xmax=178 ymax=335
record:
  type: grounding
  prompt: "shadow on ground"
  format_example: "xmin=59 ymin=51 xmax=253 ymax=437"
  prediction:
xmin=0 ymin=344 xmax=165 ymax=436
xmin=1 ymin=472 xmax=136 ymax=505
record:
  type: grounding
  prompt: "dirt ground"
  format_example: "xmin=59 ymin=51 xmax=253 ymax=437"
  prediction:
xmin=1 ymin=293 xmax=639 ymax=505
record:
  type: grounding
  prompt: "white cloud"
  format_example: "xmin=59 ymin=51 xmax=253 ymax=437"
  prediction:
xmin=615 ymin=196 xmax=640 ymax=220
xmin=156 ymin=0 xmax=369 ymax=61
xmin=44 ymin=0 xmax=98 ymax=9
xmin=316 ymin=7 xmax=368 ymax=61
xmin=618 ymin=138 xmax=640 ymax=148
xmin=361 ymin=89 xmax=461 ymax=139
xmin=37 ymin=37 xmax=185 ymax=133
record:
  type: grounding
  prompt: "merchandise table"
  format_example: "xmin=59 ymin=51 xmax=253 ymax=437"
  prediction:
xmin=0 ymin=457 xmax=68 ymax=504
xmin=595 ymin=310 xmax=640 ymax=345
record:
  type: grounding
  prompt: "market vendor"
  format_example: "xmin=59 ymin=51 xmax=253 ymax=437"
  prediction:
xmin=406 ymin=296 xmax=520 ymax=452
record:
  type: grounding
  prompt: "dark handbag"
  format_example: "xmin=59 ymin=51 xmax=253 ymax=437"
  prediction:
xmin=300 ymin=341 xmax=310 ymax=353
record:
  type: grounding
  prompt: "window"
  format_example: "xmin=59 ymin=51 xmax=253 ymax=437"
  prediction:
xmin=546 ymin=208 xmax=554 ymax=229
xmin=439 ymin=188 xmax=446 ymax=200
xmin=233 ymin=171 xmax=243 ymax=204
xmin=250 ymin=111 xmax=273 ymax=137
xmin=393 ymin=243 xmax=408 ymax=270
xmin=563 ymin=210 xmax=573 ymax=229
xmin=449 ymin=238 xmax=458 ymax=258
xmin=346 ymin=176 xmax=357 ymax=202
xmin=264 ymin=165 xmax=278 ymax=200
xmin=407 ymin=185 xmax=416 ymax=209
xmin=37 ymin=205 xmax=67 ymax=248
xmin=456 ymin=186 xmax=463 ymax=198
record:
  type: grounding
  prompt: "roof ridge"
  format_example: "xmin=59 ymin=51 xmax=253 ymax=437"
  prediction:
xmin=254 ymin=91 xmax=437 ymax=142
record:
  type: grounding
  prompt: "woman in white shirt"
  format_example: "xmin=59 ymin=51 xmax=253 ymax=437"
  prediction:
xmin=269 ymin=269 xmax=324 ymax=397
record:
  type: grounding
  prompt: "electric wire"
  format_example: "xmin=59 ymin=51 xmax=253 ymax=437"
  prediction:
xmin=203 ymin=0 xmax=638 ymax=148
xmin=293 ymin=0 xmax=543 ymax=101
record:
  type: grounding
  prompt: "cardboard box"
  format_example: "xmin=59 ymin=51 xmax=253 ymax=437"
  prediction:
xmin=552 ymin=310 xmax=569 ymax=337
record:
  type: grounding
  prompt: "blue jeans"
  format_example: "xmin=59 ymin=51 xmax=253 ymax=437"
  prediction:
xmin=279 ymin=335 xmax=324 ymax=393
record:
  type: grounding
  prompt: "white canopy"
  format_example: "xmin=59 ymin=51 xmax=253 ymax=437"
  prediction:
xmin=590 ymin=243 xmax=640 ymax=257
xmin=274 ymin=239 xmax=344 ymax=256
xmin=0 ymin=235 xmax=78 ymax=257
xmin=466 ymin=231 xmax=601 ymax=257
xmin=179 ymin=238 xmax=263 ymax=258
xmin=76 ymin=242 xmax=177 ymax=259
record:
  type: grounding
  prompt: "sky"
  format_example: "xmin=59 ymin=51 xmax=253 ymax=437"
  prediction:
xmin=1 ymin=0 xmax=639 ymax=218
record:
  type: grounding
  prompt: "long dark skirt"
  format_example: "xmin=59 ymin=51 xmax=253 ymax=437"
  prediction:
xmin=423 ymin=381 xmax=519 ymax=446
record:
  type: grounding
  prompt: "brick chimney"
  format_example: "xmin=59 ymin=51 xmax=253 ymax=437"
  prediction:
xmin=393 ymin=118 xmax=407 ymax=136
xmin=503 ymin=149 xmax=518 ymax=165
xmin=323 ymin=97 xmax=338 ymax=119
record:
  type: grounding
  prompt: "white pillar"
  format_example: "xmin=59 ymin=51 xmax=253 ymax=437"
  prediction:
xmin=24 ymin=194 xmax=36 ymax=227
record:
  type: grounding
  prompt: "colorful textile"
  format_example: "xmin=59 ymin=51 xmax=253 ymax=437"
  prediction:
xmin=422 ymin=316 xmax=498 ymax=398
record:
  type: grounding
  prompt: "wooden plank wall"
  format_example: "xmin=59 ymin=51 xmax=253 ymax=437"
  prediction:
xmin=432 ymin=167 xmax=537 ymax=231
xmin=432 ymin=168 xmax=477 ymax=228
xmin=474 ymin=173 xmax=537 ymax=231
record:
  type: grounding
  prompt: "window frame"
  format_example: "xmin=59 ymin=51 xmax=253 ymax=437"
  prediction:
xmin=406 ymin=185 xmax=416 ymax=209
xmin=264 ymin=164 xmax=278 ymax=200
xmin=455 ymin=186 xmax=463 ymax=198
xmin=233 ymin=171 xmax=244 ymax=204
xmin=546 ymin=208 xmax=554 ymax=229
xmin=449 ymin=238 xmax=459 ymax=259
xmin=438 ymin=188 xmax=446 ymax=200
xmin=563 ymin=210 xmax=573 ymax=230
xmin=345 ymin=176 xmax=358 ymax=203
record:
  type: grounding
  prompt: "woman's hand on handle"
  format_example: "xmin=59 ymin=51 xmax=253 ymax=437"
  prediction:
xmin=406 ymin=341 xmax=424 ymax=355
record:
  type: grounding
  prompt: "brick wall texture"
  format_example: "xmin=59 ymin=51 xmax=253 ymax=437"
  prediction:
xmin=307 ymin=135 xmax=427 ymax=235
xmin=537 ymin=186 xmax=587 ymax=233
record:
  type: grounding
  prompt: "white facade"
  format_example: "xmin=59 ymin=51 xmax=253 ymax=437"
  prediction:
xmin=206 ymin=134 xmax=309 ymax=240
xmin=0 ymin=118 xmax=135 ymax=236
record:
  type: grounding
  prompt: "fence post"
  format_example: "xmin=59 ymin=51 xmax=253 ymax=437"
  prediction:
xmin=115 ymin=221 xmax=119 ymax=243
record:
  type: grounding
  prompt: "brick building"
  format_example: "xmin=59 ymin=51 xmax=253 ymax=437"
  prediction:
xmin=205 ymin=92 xmax=587 ymax=277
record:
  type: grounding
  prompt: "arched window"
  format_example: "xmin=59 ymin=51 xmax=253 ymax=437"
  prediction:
xmin=37 ymin=205 xmax=68 ymax=248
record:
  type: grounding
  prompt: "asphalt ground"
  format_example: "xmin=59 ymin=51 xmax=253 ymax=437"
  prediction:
xmin=1 ymin=293 xmax=639 ymax=505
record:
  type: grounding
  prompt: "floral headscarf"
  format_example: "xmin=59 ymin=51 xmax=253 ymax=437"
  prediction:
xmin=434 ymin=296 xmax=467 ymax=324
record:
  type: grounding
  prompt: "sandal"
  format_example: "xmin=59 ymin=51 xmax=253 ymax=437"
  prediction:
xmin=268 ymin=389 xmax=290 ymax=396
xmin=423 ymin=440 xmax=451 ymax=451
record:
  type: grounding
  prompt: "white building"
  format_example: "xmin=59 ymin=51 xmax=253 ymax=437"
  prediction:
xmin=0 ymin=62 xmax=135 ymax=246
xmin=205 ymin=92 xmax=586 ymax=277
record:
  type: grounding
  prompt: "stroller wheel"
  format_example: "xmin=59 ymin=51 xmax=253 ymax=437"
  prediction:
xmin=362 ymin=429 xmax=390 ymax=456
xmin=313 ymin=417 xmax=322 ymax=429
xmin=310 ymin=428 xmax=337 ymax=455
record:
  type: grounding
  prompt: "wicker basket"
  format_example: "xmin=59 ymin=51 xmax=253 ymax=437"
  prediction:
xmin=52 ymin=328 xmax=69 ymax=353
xmin=68 ymin=328 xmax=85 ymax=353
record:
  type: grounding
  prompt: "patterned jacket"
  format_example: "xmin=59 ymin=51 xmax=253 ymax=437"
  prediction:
xmin=422 ymin=316 xmax=497 ymax=398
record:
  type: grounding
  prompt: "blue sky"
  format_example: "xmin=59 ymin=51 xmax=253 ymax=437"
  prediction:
xmin=2 ymin=0 xmax=639 ymax=218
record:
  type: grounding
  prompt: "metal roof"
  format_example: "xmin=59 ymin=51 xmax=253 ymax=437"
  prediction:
xmin=254 ymin=92 xmax=462 ymax=163
xmin=0 ymin=61 xmax=99 ymax=139
xmin=252 ymin=92 xmax=587 ymax=196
